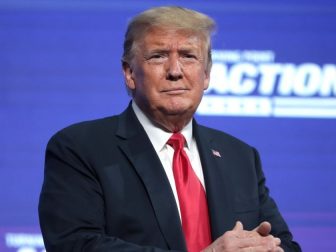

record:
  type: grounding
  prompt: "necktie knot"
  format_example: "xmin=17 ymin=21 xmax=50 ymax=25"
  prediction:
xmin=167 ymin=133 xmax=185 ymax=151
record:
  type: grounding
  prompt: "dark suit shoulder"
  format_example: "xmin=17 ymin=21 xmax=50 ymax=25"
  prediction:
xmin=45 ymin=115 xmax=126 ymax=169
xmin=49 ymin=115 xmax=119 ymax=145
xmin=196 ymin=124 xmax=253 ymax=151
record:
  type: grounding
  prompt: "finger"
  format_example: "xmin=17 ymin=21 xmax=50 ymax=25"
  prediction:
xmin=233 ymin=221 xmax=244 ymax=231
xmin=236 ymin=235 xmax=279 ymax=249
xmin=241 ymin=245 xmax=283 ymax=252
xmin=254 ymin=221 xmax=272 ymax=236
xmin=276 ymin=247 xmax=285 ymax=252
xmin=240 ymin=246 xmax=271 ymax=252
xmin=274 ymin=237 xmax=281 ymax=246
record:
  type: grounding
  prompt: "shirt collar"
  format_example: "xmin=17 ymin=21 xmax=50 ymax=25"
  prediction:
xmin=132 ymin=101 xmax=193 ymax=152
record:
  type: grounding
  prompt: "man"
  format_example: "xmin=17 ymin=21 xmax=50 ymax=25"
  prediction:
xmin=39 ymin=6 xmax=301 ymax=252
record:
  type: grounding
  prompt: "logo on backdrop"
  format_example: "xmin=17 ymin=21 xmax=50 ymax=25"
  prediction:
xmin=197 ymin=49 xmax=336 ymax=118
xmin=4 ymin=232 xmax=45 ymax=252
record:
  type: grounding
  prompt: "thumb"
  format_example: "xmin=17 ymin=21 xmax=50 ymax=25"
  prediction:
xmin=254 ymin=221 xmax=272 ymax=236
xmin=233 ymin=221 xmax=243 ymax=231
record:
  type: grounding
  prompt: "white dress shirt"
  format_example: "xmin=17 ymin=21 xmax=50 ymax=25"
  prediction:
xmin=132 ymin=101 xmax=206 ymax=218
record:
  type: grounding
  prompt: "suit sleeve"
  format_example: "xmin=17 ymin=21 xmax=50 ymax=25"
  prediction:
xmin=252 ymin=147 xmax=301 ymax=252
xmin=38 ymin=131 xmax=182 ymax=252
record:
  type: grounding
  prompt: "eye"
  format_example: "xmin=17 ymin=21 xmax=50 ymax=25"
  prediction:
xmin=150 ymin=54 xmax=164 ymax=59
xmin=182 ymin=53 xmax=197 ymax=59
xmin=145 ymin=53 xmax=167 ymax=63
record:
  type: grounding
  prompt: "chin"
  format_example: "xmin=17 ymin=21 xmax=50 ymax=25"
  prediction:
xmin=163 ymin=105 xmax=194 ymax=116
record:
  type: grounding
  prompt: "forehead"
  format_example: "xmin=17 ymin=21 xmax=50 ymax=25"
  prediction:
xmin=140 ymin=26 xmax=205 ymax=50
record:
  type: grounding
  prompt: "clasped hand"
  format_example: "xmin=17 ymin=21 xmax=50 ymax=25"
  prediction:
xmin=202 ymin=221 xmax=283 ymax=252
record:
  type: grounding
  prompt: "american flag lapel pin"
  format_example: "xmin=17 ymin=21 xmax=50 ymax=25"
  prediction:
xmin=211 ymin=149 xmax=221 ymax=157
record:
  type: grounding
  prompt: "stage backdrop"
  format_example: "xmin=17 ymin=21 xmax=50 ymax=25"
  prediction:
xmin=1 ymin=0 xmax=335 ymax=251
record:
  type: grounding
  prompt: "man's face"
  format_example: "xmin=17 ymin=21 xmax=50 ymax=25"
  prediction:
xmin=123 ymin=26 xmax=210 ymax=131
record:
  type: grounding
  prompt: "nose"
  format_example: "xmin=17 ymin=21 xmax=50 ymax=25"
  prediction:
xmin=166 ymin=55 xmax=183 ymax=81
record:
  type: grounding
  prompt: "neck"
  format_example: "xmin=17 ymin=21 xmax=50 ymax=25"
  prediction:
xmin=150 ymin=114 xmax=192 ymax=133
xmin=132 ymin=100 xmax=194 ymax=133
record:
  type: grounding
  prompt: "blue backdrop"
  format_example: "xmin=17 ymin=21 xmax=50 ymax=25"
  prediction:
xmin=1 ymin=0 xmax=336 ymax=251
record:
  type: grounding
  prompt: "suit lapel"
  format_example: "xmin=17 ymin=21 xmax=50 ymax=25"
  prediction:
xmin=116 ymin=105 xmax=186 ymax=250
xmin=193 ymin=121 xmax=236 ymax=240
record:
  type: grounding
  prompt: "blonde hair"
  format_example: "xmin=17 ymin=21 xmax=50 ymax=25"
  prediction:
xmin=122 ymin=6 xmax=216 ymax=72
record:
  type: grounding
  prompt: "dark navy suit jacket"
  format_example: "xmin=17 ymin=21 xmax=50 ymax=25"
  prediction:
xmin=39 ymin=104 xmax=301 ymax=251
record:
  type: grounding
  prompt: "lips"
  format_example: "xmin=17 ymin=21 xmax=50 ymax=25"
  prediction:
xmin=161 ymin=88 xmax=188 ymax=94
xmin=161 ymin=88 xmax=188 ymax=93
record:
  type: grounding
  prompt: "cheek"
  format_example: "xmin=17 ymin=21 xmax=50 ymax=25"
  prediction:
xmin=135 ymin=75 xmax=160 ymax=100
xmin=132 ymin=66 xmax=145 ymax=82
xmin=189 ymin=68 xmax=209 ymax=87
xmin=142 ymin=68 xmax=164 ymax=86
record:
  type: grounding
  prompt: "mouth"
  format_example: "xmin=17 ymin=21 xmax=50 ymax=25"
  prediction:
xmin=161 ymin=88 xmax=188 ymax=95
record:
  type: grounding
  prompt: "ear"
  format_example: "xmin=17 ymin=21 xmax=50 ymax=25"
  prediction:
xmin=122 ymin=61 xmax=136 ymax=90
xmin=203 ymin=67 xmax=211 ymax=90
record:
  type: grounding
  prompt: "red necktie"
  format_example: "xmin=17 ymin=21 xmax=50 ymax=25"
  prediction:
xmin=167 ymin=133 xmax=212 ymax=252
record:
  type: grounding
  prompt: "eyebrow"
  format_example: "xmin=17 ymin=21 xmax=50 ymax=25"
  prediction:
xmin=146 ymin=47 xmax=199 ymax=54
